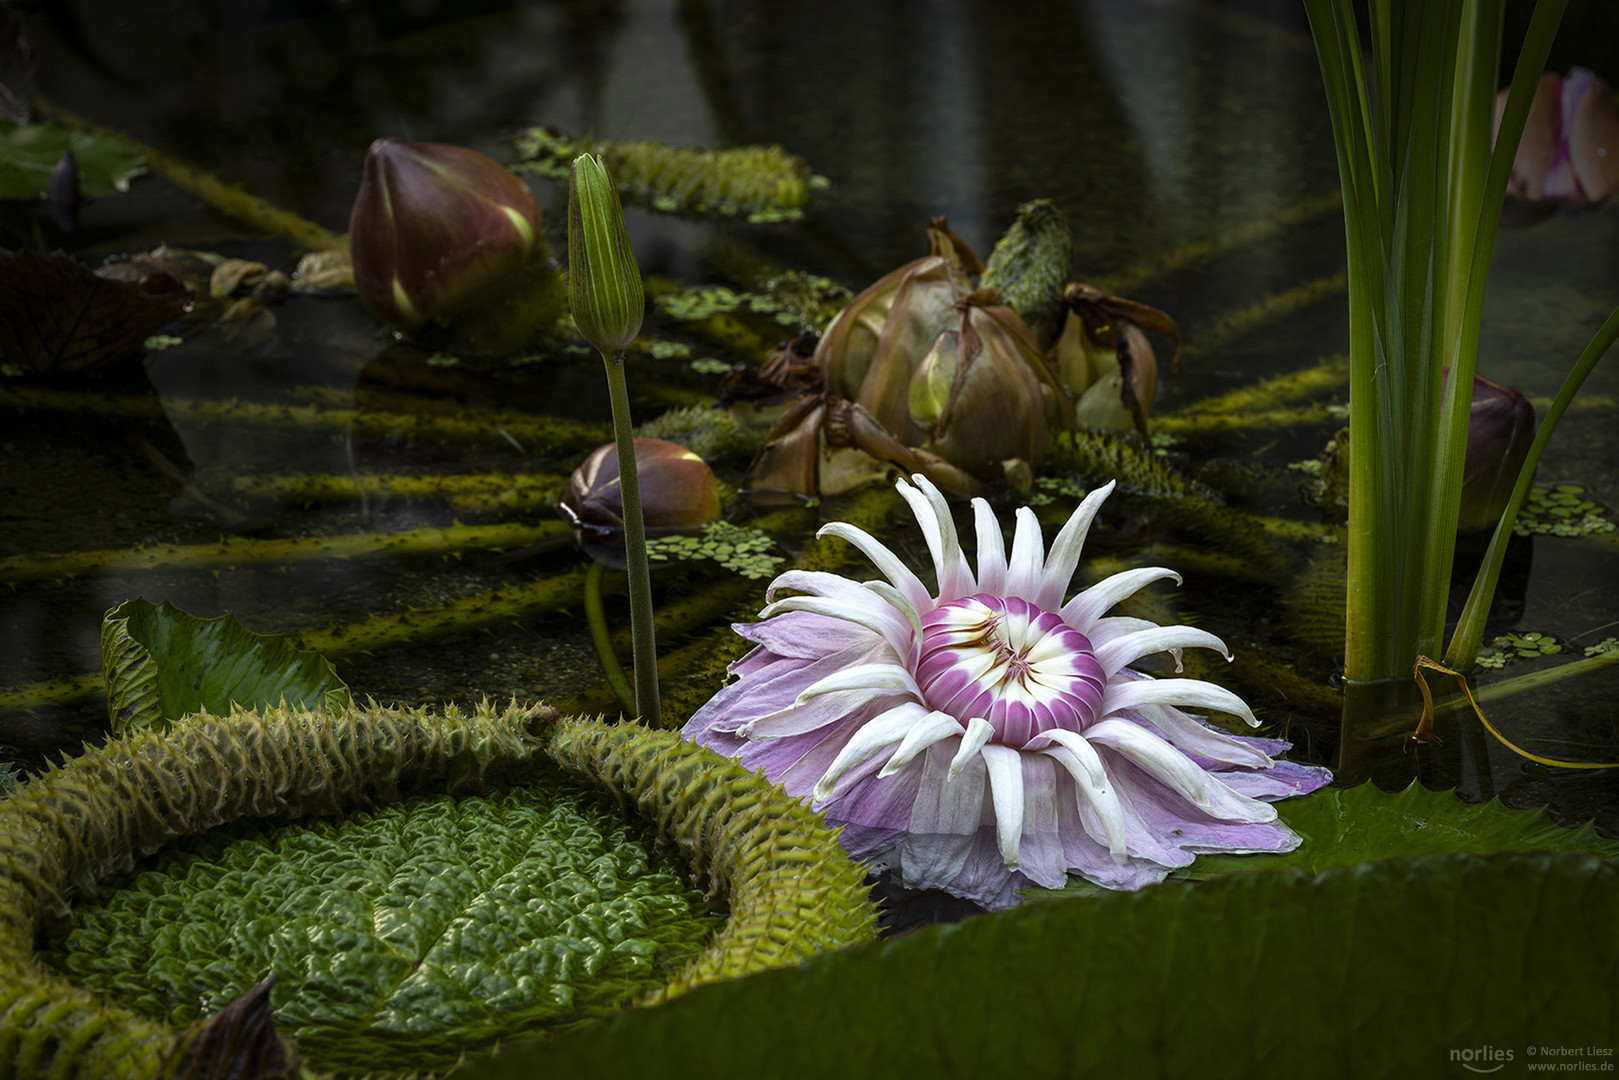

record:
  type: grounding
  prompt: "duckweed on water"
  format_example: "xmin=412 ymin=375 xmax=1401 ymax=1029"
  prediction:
xmin=1476 ymin=631 xmax=1565 ymax=669
xmin=654 ymin=273 xmax=849 ymax=332
xmin=1514 ymin=483 xmax=1616 ymax=537
xmin=511 ymin=128 xmax=825 ymax=223
xmin=646 ymin=521 xmax=783 ymax=579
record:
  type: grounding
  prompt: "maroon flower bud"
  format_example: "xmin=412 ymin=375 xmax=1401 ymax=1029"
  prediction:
xmin=348 ymin=138 xmax=540 ymax=328
xmin=560 ymin=439 xmax=721 ymax=561
xmin=1460 ymin=374 xmax=1535 ymax=532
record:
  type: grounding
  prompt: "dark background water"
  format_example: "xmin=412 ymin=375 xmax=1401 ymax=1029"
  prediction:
xmin=4 ymin=0 xmax=1619 ymax=832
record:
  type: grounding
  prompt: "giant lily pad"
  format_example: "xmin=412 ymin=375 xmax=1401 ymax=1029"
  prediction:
xmin=1027 ymin=779 xmax=1619 ymax=900
xmin=0 ymin=121 xmax=146 ymax=199
xmin=0 ymin=703 xmax=878 ymax=1076
xmin=39 ymin=778 xmax=719 ymax=1074
xmin=1184 ymin=780 xmax=1619 ymax=877
xmin=101 ymin=597 xmax=350 ymax=733
xmin=458 ymin=851 xmax=1619 ymax=1078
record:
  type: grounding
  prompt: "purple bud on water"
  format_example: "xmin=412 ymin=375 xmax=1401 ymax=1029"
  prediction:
xmin=45 ymin=149 xmax=79 ymax=232
xmin=348 ymin=138 xmax=540 ymax=328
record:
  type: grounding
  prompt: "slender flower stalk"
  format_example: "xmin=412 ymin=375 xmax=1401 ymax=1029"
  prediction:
xmin=684 ymin=475 xmax=1330 ymax=908
xmin=568 ymin=153 xmax=659 ymax=723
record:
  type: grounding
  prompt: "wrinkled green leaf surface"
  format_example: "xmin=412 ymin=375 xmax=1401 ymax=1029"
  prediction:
xmin=459 ymin=853 xmax=1618 ymax=1079
xmin=102 ymin=598 xmax=349 ymax=732
xmin=0 ymin=120 xmax=146 ymax=198
xmin=40 ymin=779 xmax=720 ymax=1074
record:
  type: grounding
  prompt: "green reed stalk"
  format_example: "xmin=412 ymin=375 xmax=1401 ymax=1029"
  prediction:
xmin=1303 ymin=0 xmax=1572 ymax=684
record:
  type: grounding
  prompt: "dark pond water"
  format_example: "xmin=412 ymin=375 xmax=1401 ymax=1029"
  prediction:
xmin=4 ymin=0 xmax=1619 ymax=844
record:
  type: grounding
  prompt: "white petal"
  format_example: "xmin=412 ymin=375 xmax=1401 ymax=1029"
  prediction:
xmin=1130 ymin=701 xmax=1272 ymax=768
xmin=948 ymin=716 xmax=995 ymax=779
xmin=797 ymin=661 xmax=920 ymax=702
xmin=765 ymin=568 xmax=870 ymax=603
xmin=971 ymin=498 xmax=1008 ymax=596
xmin=1084 ymin=616 xmax=1160 ymax=648
xmin=745 ymin=687 xmax=899 ymax=739
xmin=1003 ymin=506 xmax=1046 ymax=601
xmin=980 ymin=744 xmax=1026 ymax=869
xmin=897 ymin=474 xmax=974 ymax=601
xmin=863 ymin=580 xmax=923 ymax=644
xmin=813 ymin=701 xmax=932 ymax=802
xmin=1033 ymin=480 xmax=1115 ymax=609
xmin=1085 ymin=718 xmax=1276 ymax=822
xmin=1060 ymin=567 xmax=1182 ymax=630
xmin=817 ymin=521 xmax=934 ymax=615
xmin=1033 ymin=729 xmax=1128 ymax=857
xmin=1092 ymin=625 xmax=1232 ymax=678
xmin=879 ymin=710 xmax=965 ymax=776
xmin=758 ymin=595 xmax=913 ymax=658
xmin=1098 ymin=675 xmax=1259 ymax=727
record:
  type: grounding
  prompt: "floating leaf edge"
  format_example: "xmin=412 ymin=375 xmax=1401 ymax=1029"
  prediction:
xmin=0 ymin=702 xmax=878 ymax=1077
xmin=100 ymin=598 xmax=352 ymax=735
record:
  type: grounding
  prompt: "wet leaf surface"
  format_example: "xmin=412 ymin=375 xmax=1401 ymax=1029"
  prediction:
xmin=0 ymin=120 xmax=146 ymax=199
xmin=39 ymin=781 xmax=719 ymax=1074
xmin=458 ymin=853 xmax=1619 ymax=1079
xmin=0 ymin=248 xmax=187 ymax=373
xmin=101 ymin=597 xmax=350 ymax=733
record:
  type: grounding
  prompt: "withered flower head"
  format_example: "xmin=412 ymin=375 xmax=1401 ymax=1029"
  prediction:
xmin=1048 ymin=283 xmax=1182 ymax=436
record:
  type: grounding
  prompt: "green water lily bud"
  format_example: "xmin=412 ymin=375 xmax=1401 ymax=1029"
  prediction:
xmin=568 ymin=153 xmax=645 ymax=353
xmin=348 ymin=138 xmax=540 ymax=329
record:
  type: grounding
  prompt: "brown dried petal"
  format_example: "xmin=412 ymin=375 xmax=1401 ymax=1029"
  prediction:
xmin=1063 ymin=282 xmax=1183 ymax=372
xmin=920 ymin=301 xmax=1056 ymax=476
xmin=924 ymin=215 xmax=985 ymax=276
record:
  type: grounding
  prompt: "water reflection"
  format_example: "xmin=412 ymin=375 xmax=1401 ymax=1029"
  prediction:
xmin=2 ymin=0 xmax=1617 ymax=846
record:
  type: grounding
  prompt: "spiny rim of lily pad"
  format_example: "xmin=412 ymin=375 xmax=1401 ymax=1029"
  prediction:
xmin=0 ymin=701 xmax=877 ymax=1077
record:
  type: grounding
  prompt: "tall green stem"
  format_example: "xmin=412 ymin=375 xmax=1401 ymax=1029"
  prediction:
xmin=585 ymin=559 xmax=637 ymax=715
xmin=603 ymin=349 xmax=661 ymax=724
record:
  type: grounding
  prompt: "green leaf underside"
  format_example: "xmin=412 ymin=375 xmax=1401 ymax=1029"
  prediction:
xmin=39 ymin=778 xmax=719 ymax=1073
xmin=1028 ymin=781 xmax=1619 ymax=899
xmin=458 ymin=853 xmax=1619 ymax=1079
xmin=0 ymin=121 xmax=147 ymax=199
xmin=102 ymin=598 xmax=350 ymax=733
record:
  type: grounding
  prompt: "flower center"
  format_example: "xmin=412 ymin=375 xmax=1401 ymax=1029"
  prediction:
xmin=914 ymin=594 xmax=1106 ymax=748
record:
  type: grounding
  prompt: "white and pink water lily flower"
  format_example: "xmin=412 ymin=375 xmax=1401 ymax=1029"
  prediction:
xmin=683 ymin=474 xmax=1331 ymax=909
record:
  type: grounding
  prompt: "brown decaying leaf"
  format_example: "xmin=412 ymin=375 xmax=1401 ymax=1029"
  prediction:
xmin=0 ymin=248 xmax=189 ymax=373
